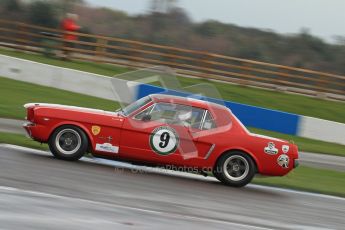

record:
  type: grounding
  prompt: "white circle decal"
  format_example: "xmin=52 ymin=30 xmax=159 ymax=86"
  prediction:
xmin=150 ymin=126 xmax=179 ymax=155
xmin=277 ymin=154 xmax=289 ymax=168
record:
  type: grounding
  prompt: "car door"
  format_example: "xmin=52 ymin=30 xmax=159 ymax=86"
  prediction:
xmin=118 ymin=102 xmax=205 ymax=164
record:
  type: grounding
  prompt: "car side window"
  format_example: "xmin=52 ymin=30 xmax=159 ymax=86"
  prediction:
xmin=201 ymin=111 xmax=217 ymax=130
xmin=150 ymin=103 xmax=177 ymax=122
xmin=135 ymin=102 xmax=205 ymax=129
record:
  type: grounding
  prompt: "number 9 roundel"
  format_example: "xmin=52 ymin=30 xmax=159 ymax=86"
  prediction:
xmin=149 ymin=126 xmax=179 ymax=155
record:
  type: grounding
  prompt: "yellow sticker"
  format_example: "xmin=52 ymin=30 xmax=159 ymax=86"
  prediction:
xmin=91 ymin=126 xmax=101 ymax=136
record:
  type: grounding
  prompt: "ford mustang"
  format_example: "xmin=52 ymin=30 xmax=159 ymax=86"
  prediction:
xmin=23 ymin=94 xmax=299 ymax=187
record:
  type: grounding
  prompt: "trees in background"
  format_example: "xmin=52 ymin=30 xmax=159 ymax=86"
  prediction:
xmin=0 ymin=0 xmax=84 ymax=26
xmin=1 ymin=0 xmax=345 ymax=74
xmin=2 ymin=0 xmax=21 ymax=11
xmin=28 ymin=1 xmax=58 ymax=27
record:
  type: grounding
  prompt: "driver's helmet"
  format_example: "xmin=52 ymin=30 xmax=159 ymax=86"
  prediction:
xmin=177 ymin=110 xmax=192 ymax=121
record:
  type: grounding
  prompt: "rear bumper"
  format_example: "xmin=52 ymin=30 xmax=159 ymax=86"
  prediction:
xmin=294 ymin=158 xmax=299 ymax=168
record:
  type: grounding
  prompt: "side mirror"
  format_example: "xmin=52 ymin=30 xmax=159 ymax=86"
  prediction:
xmin=142 ymin=114 xmax=151 ymax=122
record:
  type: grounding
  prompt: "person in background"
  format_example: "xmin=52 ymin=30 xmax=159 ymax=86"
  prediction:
xmin=61 ymin=13 xmax=80 ymax=60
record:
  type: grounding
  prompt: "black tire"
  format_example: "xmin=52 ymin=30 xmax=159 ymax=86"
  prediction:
xmin=213 ymin=151 xmax=256 ymax=187
xmin=49 ymin=125 xmax=88 ymax=161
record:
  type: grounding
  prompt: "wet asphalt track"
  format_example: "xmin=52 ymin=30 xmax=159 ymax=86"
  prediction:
xmin=0 ymin=145 xmax=344 ymax=230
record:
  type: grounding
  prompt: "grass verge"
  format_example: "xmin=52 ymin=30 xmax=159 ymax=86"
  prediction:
xmin=1 ymin=132 xmax=344 ymax=198
xmin=1 ymin=48 xmax=345 ymax=124
xmin=0 ymin=132 xmax=48 ymax=151
xmin=0 ymin=48 xmax=129 ymax=76
xmin=254 ymin=166 xmax=345 ymax=198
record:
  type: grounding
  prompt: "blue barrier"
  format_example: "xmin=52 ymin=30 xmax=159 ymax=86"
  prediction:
xmin=136 ymin=84 xmax=300 ymax=135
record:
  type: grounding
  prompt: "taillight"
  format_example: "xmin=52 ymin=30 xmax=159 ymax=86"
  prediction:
xmin=27 ymin=107 xmax=34 ymax=122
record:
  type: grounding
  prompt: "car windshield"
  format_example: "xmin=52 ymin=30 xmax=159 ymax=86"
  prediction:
xmin=121 ymin=96 xmax=152 ymax=116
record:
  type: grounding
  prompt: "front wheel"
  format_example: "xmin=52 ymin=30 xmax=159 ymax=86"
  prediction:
xmin=213 ymin=151 xmax=256 ymax=187
xmin=49 ymin=125 xmax=88 ymax=161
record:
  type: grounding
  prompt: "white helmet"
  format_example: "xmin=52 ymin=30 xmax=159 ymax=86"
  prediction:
xmin=177 ymin=110 xmax=192 ymax=121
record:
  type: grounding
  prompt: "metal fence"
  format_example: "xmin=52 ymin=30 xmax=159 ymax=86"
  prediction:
xmin=0 ymin=19 xmax=344 ymax=100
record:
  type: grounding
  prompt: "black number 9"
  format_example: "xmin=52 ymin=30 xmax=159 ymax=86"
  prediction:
xmin=159 ymin=132 xmax=170 ymax=148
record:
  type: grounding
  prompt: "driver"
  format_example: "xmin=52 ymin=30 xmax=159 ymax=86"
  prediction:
xmin=175 ymin=110 xmax=192 ymax=127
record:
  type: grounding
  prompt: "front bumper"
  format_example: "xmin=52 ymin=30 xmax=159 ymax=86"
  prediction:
xmin=22 ymin=122 xmax=51 ymax=142
xmin=23 ymin=122 xmax=35 ymax=138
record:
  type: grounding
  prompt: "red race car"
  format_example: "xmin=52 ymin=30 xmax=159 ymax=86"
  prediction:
xmin=23 ymin=94 xmax=299 ymax=187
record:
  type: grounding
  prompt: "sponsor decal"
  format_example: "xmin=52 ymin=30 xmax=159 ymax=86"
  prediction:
xmin=91 ymin=126 xmax=101 ymax=136
xmin=277 ymin=154 xmax=289 ymax=168
xmin=264 ymin=142 xmax=278 ymax=155
xmin=95 ymin=143 xmax=119 ymax=153
xmin=98 ymin=136 xmax=113 ymax=142
xmin=149 ymin=126 xmax=179 ymax=155
xmin=282 ymin=145 xmax=289 ymax=154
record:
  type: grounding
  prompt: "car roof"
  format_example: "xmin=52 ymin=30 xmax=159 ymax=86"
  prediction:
xmin=149 ymin=94 xmax=230 ymax=111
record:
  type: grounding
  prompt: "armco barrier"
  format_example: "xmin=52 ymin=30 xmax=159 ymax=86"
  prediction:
xmin=299 ymin=117 xmax=345 ymax=145
xmin=0 ymin=54 xmax=344 ymax=145
xmin=0 ymin=55 xmax=137 ymax=104
xmin=136 ymin=84 xmax=300 ymax=135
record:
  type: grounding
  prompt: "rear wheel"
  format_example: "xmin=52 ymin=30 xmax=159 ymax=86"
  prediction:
xmin=213 ymin=151 xmax=256 ymax=187
xmin=49 ymin=125 xmax=88 ymax=161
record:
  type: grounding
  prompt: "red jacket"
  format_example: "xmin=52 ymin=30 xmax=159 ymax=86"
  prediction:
xmin=61 ymin=18 xmax=80 ymax=41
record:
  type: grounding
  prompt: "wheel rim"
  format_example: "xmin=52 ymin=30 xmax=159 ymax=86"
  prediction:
xmin=223 ymin=155 xmax=249 ymax=182
xmin=55 ymin=129 xmax=81 ymax=155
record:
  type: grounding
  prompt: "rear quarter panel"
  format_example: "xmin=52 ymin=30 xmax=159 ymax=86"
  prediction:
xmin=205 ymin=132 xmax=297 ymax=176
xmin=199 ymin=109 xmax=297 ymax=176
